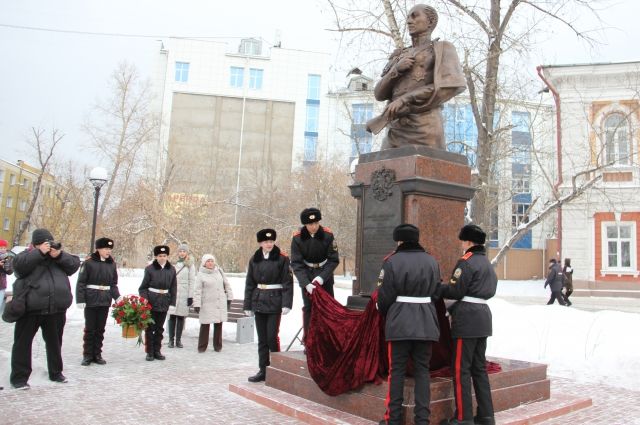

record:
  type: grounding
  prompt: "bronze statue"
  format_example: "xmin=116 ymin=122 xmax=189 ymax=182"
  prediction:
xmin=366 ymin=4 xmax=466 ymax=150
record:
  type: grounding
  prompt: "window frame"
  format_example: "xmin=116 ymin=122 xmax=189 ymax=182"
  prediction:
xmin=249 ymin=68 xmax=263 ymax=90
xmin=603 ymin=112 xmax=631 ymax=166
xmin=600 ymin=220 xmax=637 ymax=275
xmin=230 ymin=66 xmax=244 ymax=88
xmin=174 ymin=61 xmax=190 ymax=83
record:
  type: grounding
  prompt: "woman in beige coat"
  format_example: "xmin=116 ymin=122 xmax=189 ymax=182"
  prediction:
xmin=193 ymin=254 xmax=233 ymax=352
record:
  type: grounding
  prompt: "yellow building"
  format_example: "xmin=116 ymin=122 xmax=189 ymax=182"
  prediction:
xmin=0 ymin=159 xmax=57 ymax=246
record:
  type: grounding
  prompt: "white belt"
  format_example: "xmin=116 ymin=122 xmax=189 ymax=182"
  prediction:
xmin=462 ymin=296 xmax=487 ymax=304
xmin=86 ymin=285 xmax=110 ymax=290
xmin=304 ymin=259 xmax=327 ymax=268
xmin=257 ymin=284 xmax=283 ymax=290
xmin=149 ymin=288 xmax=169 ymax=294
xmin=396 ymin=296 xmax=431 ymax=303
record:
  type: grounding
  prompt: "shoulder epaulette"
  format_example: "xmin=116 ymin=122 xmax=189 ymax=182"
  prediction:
xmin=293 ymin=230 xmax=301 ymax=237
xmin=461 ymin=252 xmax=473 ymax=261
xmin=383 ymin=250 xmax=396 ymax=262
xmin=323 ymin=226 xmax=333 ymax=234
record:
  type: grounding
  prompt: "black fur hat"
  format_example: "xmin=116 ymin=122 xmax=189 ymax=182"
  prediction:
xmin=458 ymin=224 xmax=486 ymax=244
xmin=95 ymin=237 xmax=114 ymax=249
xmin=257 ymin=228 xmax=277 ymax=242
xmin=300 ymin=208 xmax=322 ymax=224
xmin=153 ymin=245 xmax=170 ymax=256
xmin=31 ymin=228 xmax=53 ymax=245
xmin=393 ymin=224 xmax=419 ymax=243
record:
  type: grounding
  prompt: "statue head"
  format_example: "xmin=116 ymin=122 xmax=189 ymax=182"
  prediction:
xmin=407 ymin=4 xmax=438 ymax=36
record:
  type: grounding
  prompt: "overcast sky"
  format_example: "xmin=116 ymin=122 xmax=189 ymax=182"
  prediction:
xmin=1 ymin=0 xmax=639 ymax=168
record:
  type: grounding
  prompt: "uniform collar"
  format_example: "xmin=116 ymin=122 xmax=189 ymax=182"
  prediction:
xmin=253 ymin=245 xmax=281 ymax=262
xmin=300 ymin=225 xmax=325 ymax=241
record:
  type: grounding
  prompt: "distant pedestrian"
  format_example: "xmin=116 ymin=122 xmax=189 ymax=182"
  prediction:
xmin=439 ymin=224 xmax=497 ymax=425
xmin=376 ymin=224 xmax=441 ymax=425
xmin=544 ymin=259 xmax=567 ymax=306
xmin=562 ymin=258 xmax=573 ymax=306
xmin=76 ymin=237 xmax=121 ymax=366
xmin=167 ymin=242 xmax=195 ymax=348
xmin=244 ymin=229 xmax=294 ymax=383
xmin=290 ymin=207 xmax=339 ymax=345
xmin=193 ymin=254 xmax=233 ymax=352
xmin=139 ymin=245 xmax=177 ymax=361
xmin=10 ymin=229 xmax=80 ymax=389
xmin=0 ymin=239 xmax=13 ymax=314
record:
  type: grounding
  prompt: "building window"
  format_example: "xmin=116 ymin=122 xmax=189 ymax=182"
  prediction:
xmin=3 ymin=218 xmax=9 ymax=231
xmin=22 ymin=178 xmax=29 ymax=190
xmin=249 ymin=68 xmax=263 ymax=89
xmin=19 ymin=199 xmax=27 ymax=211
xmin=239 ymin=38 xmax=262 ymax=56
xmin=604 ymin=113 xmax=630 ymax=166
xmin=602 ymin=222 xmax=635 ymax=271
xmin=443 ymin=103 xmax=478 ymax=168
xmin=511 ymin=192 xmax=532 ymax=249
xmin=351 ymin=103 xmax=373 ymax=160
xmin=304 ymin=135 xmax=317 ymax=162
xmin=175 ymin=62 xmax=190 ymax=83
xmin=305 ymin=103 xmax=319 ymax=133
xmin=230 ymin=66 xmax=244 ymax=88
xmin=9 ymin=174 xmax=16 ymax=185
xmin=6 ymin=196 xmax=12 ymax=208
xmin=307 ymin=75 xmax=321 ymax=100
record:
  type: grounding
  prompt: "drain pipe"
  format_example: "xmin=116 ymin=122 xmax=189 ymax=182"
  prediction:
xmin=536 ymin=65 xmax=563 ymax=260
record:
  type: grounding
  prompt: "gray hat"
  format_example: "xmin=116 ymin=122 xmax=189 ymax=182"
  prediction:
xmin=177 ymin=242 xmax=189 ymax=252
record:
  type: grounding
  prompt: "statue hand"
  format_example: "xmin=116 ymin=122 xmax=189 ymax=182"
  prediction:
xmin=384 ymin=98 xmax=406 ymax=120
xmin=395 ymin=56 xmax=415 ymax=73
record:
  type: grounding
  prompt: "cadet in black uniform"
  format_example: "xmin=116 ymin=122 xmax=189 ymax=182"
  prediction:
xmin=244 ymin=229 xmax=294 ymax=383
xmin=76 ymin=237 xmax=121 ymax=366
xmin=439 ymin=224 xmax=497 ymax=425
xmin=376 ymin=224 xmax=441 ymax=425
xmin=290 ymin=208 xmax=339 ymax=343
xmin=139 ymin=245 xmax=177 ymax=361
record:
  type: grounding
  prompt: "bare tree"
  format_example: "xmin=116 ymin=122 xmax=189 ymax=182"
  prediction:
xmin=13 ymin=127 xmax=63 ymax=246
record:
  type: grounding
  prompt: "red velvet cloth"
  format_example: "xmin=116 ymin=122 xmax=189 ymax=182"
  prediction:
xmin=305 ymin=287 xmax=501 ymax=396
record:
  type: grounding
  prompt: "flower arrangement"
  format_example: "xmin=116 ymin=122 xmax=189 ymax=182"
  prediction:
xmin=111 ymin=295 xmax=154 ymax=345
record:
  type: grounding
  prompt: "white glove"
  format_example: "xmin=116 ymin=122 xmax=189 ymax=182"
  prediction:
xmin=244 ymin=310 xmax=254 ymax=317
xmin=282 ymin=307 xmax=291 ymax=315
xmin=312 ymin=276 xmax=324 ymax=286
xmin=305 ymin=283 xmax=315 ymax=294
xmin=77 ymin=303 xmax=86 ymax=309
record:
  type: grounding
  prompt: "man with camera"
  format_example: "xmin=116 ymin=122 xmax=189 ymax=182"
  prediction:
xmin=0 ymin=239 xmax=14 ymax=315
xmin=9 ymin=228 xmax=80 ymax=390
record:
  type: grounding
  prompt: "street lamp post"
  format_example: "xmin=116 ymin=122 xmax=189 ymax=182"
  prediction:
xmin=89 ymin=167 xmax=108 ymax=254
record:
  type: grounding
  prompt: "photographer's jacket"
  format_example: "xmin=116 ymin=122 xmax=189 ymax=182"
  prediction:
xmin=244 ymin=245 xmax=294 ymax=314
xmin=376 ymin=242 xmax=441 ymax=341
xmin=139 ymin=260 xmax=177 ymax=312
xmin=76 ymin=252 xmax=120 ymax=307
xmin=12 ymin=248 xmax=80 ymax=315
xmin=440 ymin=245 xmax=497 ymax=338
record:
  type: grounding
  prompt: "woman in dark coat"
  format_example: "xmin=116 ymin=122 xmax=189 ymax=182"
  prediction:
xmin=562 ymin=258 xmax=574 ymax=306
xmin=139 ymin=245 xmax=177 ymax=361
xmin=244 ymin=229 xmax=293 ymax=382
xmin=76 ymin=237 xmax=121 ymax=366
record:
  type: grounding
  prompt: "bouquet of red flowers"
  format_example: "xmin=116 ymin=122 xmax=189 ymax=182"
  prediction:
xmin=111 ymin=295 xmax=154 ymax=345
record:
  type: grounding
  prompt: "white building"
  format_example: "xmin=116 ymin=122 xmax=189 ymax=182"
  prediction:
xmin=541 ymin=61 xmax=640 ymax=290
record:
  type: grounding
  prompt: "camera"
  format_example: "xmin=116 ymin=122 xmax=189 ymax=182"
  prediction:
xmin=48 ymin=241 xmax=62 ymax=250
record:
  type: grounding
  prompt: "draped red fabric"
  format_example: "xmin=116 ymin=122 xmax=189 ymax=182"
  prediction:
xmin=305 ymin=287 xmax=501 ymax=396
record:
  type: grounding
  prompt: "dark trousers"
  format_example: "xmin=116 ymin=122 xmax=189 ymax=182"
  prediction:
xmin=198 ymin=322 xmax=222 ymax=352
xmin=144 ymin=311 xmax=167 ymax=354
xmin=547 ymin=290 xmax=567 ymax=305
xmin=167 ymin=314 xmax=185 ymax=343
xmin=451 ymin=337 xmax=494 ymax=422
xmin=255 ymin=312 xmax=282 ymax=370
xmin=302 ymin=281 xmax=334 ymax=342
xmin=83 ymin=306 xmax=109 ymax=358
xmin=563 ymin=288 xmax=573 ymax=305
xmin=11 ymin=312 xmax=66 ymax=385
xmin=384 ymin=340 xmax=432 ymax=425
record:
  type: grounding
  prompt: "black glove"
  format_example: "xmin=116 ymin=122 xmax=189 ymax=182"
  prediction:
xmin=187 ymin=297 xmax=193 ymax=306
xmin=227 ymin=300 xmax=232 ymax=309
xmin=194 ymin=307 xmax=200 ymax=314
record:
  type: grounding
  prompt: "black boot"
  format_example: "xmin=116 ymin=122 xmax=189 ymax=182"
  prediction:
xmin=93 ymin=355 xmax=106 ymax=365
xmin=248 ymin=369 xmax=266 ymax=382
xmin=168 ymin=339 xmax=175 ymax=348
xmin=474 ymin=416 xmax=496 ymax=425
xmin=175 ymin=316 xmax=184 ymax=348
xmin=81 ymin=357 xmax=92 ymax=366
xmin=146 ymin=353 xmax=154 ymax=361
xmin=176 ymin=340 xmax=183 ymax=348
xmin=154 ymin=351 xmax=166 ymax=360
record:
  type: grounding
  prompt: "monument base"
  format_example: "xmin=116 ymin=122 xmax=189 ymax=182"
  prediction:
xmin=255 ymin=352 xmax=557 ymax=424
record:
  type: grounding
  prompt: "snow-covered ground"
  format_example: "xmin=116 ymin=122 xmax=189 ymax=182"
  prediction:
xmin=6 ymin=271 xmax=640 ymax=392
